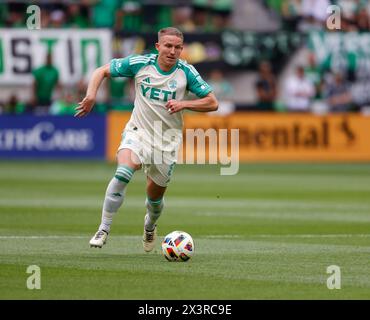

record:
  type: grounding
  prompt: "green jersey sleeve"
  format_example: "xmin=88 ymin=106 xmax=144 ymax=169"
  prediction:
xmin=181 ymin=62 xmax=212 ymax=98
xmin=110 ymin=55 xmax=147 ymax=78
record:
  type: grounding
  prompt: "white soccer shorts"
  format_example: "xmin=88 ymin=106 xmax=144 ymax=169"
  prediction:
xmin=118 ymin=129 xmax=177 ymax=187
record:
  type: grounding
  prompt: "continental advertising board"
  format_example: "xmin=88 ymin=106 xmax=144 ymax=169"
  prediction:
xmin=107 ymin=112 xmax=370 ymax=162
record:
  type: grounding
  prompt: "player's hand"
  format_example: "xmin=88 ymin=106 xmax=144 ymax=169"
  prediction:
xmin=165 ymin=100 xmax=185 ymax=114
xmin=74 ymin=96 xmax=95 ymax=117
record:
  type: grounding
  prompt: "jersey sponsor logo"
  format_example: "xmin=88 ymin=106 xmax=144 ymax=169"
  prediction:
xmin=168 ymin=79 xmax=177 ymax=91
xmin=140 ymin=84 xmax=176 ymax=102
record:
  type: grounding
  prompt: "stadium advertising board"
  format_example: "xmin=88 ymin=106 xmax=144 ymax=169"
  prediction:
xmin=183 ymin=113 xmax=370 ymax=162
xmin=0 ymin=115 xmax=106 ymax=158
xmin=107 ymin=112 xmax=130 ymax=161
xmin=108 ymin=112 xmax=370 ymax=162
xmin=0 ymin=29 xmax=112 ymax=85
xmin=221 ymin=30 xmax=305 ymax=70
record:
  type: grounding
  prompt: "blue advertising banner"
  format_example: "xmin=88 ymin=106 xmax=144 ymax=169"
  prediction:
xmin=0 ymin=115 xmax=106 ymax=159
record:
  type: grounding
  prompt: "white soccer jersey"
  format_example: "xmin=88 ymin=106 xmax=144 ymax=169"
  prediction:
xmin=110 ymin=54 xmax=212 ymax=153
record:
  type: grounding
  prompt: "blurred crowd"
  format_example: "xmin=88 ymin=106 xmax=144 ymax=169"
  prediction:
xmin=0 ymin=0 xmax=231 ymax=115
xmin=254 ymin=51 xmax=360 ymax=113
xmin=265 ymin=0 xmax=370 ymax=31
xmin=0 ymin=0 xmax=368 ymax=115
xmin=0 ymin=0 xmax=233 ymax=32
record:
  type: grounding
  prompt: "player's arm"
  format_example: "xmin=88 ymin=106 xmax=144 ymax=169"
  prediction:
xmin=74 ymin=63 xmax=111 ymax=117
xmin=166 ymin=92 xmax=218 ymax=114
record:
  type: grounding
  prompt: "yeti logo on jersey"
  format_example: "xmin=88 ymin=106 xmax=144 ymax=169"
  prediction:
xmin=168 ymin=80 xmax=177 ymax=91
xmin=140 ymin=84 xmax=176 ymax=102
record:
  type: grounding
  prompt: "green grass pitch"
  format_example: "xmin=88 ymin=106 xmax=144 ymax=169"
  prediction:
xmin=0 ymin=161 xmax=369 ymax=299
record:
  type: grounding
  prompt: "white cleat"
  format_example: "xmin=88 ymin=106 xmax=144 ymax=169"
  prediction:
xmin=89 ymin=230 xmax=108 ymax=248
xmin=142 ymin=225 xmax=157 ymax=252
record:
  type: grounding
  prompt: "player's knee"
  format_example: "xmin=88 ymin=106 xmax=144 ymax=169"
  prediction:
xmin=117 ymin=149 xmax=142 ymax=171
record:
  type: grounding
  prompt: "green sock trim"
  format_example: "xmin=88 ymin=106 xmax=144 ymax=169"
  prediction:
xmin=114 ymin=165 xmax=134 ymax=184
xmin=117 ymin=165 xmax=135 ymax=174
xmin=147 ymin=197 xmax=163 ymax=205
xmin=115 ymin=175 xmax=130 ymax=183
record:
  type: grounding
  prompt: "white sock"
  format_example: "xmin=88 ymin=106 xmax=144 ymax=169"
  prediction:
xmin=99 ymin=165 xmax=134 ymax=233
xmin=144 ymin=197 xmax=164 ymax=231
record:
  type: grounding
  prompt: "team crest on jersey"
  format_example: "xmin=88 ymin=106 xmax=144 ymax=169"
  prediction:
xmin=168 ymin=80 xmax=177 ymax=91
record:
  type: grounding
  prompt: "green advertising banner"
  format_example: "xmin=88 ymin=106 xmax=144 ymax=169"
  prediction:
xmin=308 ymin=31 xmax=370 ymax=75
xmin=221 ymin=30 xmax=305 ymax=70
xmin=0 ymin=29 xmax=112 ymax=85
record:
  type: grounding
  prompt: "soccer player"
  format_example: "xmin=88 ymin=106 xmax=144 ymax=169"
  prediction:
xmin=75 ymin=27 xmax=218 ymax=251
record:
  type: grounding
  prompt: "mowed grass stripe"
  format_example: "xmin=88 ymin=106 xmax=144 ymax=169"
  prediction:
xmin=2 ymin=173 xmax=370 ymax=192
xmin=1 ymin=163 xmax=370 ymax=191
xmin=0 ymin=236 xmax=369 ymax=255
xmin=1 ymin=197 xmax=369 ymax=210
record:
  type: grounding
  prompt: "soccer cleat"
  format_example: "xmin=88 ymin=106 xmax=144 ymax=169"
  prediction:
xmin=142 ymin=224 xmax=157 ymax=252
xmin=89 ymin=230 xmax=108 ymax=248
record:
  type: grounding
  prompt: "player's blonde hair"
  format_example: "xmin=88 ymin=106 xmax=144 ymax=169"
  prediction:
xmin=158 ymin=27 xmax=184 ymax=42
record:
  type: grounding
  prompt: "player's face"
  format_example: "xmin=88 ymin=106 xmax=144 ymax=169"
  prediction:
xmin=156 ymin=35 xmax=183 ymax=70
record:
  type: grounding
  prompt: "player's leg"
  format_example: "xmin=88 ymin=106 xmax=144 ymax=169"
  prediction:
xmin=90 ymin=148 xmax=141 ymax=248
xmin=142 ymin=159 xmax=176 ymax=252
xmin=145 ymin=177 xmax=166 ymax=231
xmin=142 ymin=176 xmax=166 ymax=252
xmin=99 ymin=148 xmax=141 ymax=232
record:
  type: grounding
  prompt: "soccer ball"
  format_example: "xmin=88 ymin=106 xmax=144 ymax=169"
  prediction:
xmin=161 ymin=231 xmax=194 ymax=262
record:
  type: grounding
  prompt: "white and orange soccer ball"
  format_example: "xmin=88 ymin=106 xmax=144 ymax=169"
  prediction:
xmin=161 ymin=231 xmax=194 ymax=262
